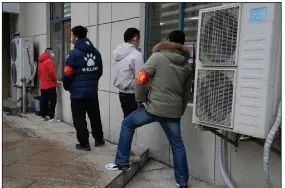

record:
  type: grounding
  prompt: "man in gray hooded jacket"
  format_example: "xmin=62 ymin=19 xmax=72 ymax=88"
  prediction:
xmin=113 ymin=28 xmax=144 ymax=118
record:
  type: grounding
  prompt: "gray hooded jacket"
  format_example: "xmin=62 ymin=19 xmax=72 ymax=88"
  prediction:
xmin=113 ymin=43 xmax=144 ymax=93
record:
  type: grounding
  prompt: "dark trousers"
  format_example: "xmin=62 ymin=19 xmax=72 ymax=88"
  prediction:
xmin=40 ymin=87 xmax=57 ymax=119
xmin=119 ymin=92 xmax=138 ymax=118
xmin=71 ymin=97 xmax=104 ymax=146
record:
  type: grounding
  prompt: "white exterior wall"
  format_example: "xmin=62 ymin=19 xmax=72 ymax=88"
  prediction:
xmin=18 ymin=3 xmax=281 ymax=188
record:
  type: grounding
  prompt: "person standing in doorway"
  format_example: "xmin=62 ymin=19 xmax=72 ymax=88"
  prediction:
xmin=113 ymin=28 xmax=144 ymax=118
xmin=105 ymin=30 xmax=192 ymax=188
xmin=63 ymin=25 xmax=105 ymax=151
xmin=38 ymin=48 xmax=60 ymax=122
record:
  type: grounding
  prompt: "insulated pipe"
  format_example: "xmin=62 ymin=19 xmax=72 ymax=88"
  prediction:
xmin=22 ymin=77 xmax=27 ymax=114
xmin=263 ymin=102 xmax=282 ymax=188
xmin=219 ymin=132 xmax=235 ymax=188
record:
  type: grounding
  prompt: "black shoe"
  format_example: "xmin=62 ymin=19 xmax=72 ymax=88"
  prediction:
xmin=76 ymin=144 xmax=91 ymax=151
xmin=95 ymin=139 xmax=105 ymax=147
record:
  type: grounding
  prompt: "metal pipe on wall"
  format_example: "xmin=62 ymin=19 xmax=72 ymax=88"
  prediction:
xmin=22 ymin=77 xmax=27 ymax=114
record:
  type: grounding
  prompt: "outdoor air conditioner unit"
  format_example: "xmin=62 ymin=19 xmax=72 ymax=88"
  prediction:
xmin=10 ymin=38 xmax=35 ymax=87
xmin=192 ymin=3 xmax=281 ymax=139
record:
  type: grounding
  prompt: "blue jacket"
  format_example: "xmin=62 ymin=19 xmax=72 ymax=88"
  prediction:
xmin=63 ymin=38 xmax=103 ymax=99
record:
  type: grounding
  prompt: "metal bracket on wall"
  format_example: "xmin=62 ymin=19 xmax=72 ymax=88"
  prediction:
xmin=199 ymin=126 xmax=240 ymax=148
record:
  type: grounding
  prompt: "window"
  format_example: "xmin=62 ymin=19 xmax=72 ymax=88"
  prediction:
xmin=145 ymin=3 xmax=179 ymax=58
xmin=50 ymin=3 xmax=71 ymax=80
xmin=146 ymin=2 xmax=222 ymax=104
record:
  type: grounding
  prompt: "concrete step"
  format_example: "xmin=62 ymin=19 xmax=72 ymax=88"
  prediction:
xmin=4 ymin=113 xmax=149 ymax=188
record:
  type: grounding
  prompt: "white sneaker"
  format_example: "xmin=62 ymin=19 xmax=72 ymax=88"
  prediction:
xmin=105 ymin=162 xmax=131 ymax=171
xmin=41 ymin=117 xmax=49 ymax=121
xmin=49 ymin=118 xmax=61 ymax=122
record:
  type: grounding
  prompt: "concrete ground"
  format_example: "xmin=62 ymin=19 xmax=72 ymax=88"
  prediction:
xmin=126 ymin=160 xmax=222 ymax=188
xmin=3 ymin=113 xmax=220 ymax=188
xmin=3 ymin=113 xmax=149 ymax=188
xmin=3 ymin=123 xmax=94 ymax=187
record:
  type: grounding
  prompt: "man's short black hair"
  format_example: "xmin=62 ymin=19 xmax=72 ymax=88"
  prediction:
xmin=167 ymin=30 xmax=186 ymax=45
xmin=71 ymin=25 xmax=88 ymax=39
xmin=124 ymin=28 xmax=140 ymax=42
xmin=45 ymin=47 xmax=54 ymax=53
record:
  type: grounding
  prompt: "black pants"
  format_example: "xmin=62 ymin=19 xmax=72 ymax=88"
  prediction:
xmin=119 ymin=92 xmax=138 ymax=118
xmin=71 ymin=97 xmax=104 ymax=146
xmin=40 ymin=87 xmax=57 ymax=119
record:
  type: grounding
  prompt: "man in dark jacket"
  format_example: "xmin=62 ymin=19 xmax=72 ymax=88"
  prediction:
xmin=63 ymin=25 xmax=104 ymax=151
xmin=105 ymin=30 xmax=192 ymax=188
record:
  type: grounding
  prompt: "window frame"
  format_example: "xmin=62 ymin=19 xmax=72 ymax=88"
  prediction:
xmin=50 ymin=3 xmax=71 ymax=80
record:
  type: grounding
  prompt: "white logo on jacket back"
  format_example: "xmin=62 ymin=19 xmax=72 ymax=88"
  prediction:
xmin=84 ymin=53 xmax=96 ymax=66
xmin=82 ymin=53 xmax=98 ymax=72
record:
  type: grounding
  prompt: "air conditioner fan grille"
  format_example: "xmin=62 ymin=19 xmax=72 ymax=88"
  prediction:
xmin=195 ymin=69 xmax=235 ymax=127
xmin=199 ymin=6 xmax=239 ymax=66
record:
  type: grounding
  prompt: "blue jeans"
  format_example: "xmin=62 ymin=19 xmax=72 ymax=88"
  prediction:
xmin=115 ymin=107 xmax=189 ymax=185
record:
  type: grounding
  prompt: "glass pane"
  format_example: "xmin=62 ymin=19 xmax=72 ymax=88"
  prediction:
xmin=147 ymin=3 xmax=180 ymax=58
xmin=50 ymin=23 xmax=62 ymax=80
xmin=52 ymin=3 xmax=62 ymax=20
xmin=184 ymin=3 xmax=222 ymax=41
xmin=64 ymin=21 xmax=71 ymax=56
xmin=64 ymin=3 xmax=71 ymax=17
xmin=183 ymin=3 xmax=222 ymax=103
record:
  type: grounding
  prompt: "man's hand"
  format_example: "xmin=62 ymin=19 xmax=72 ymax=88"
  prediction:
xmin=137 ymin=102 xmax=147 ymax=108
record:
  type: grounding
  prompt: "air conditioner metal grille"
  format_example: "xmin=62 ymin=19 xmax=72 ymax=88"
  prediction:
xmin=198 ymin=6 xmax=239 ymax=66
xmin=10 ymin=40 xmax=17 ymax=62
xmin=195 ymin=69 xmax=235 ymax=127
xmin=11 ymin=63 xmax=17 ymax=85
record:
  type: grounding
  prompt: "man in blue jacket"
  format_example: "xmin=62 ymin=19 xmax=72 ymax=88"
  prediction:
xmin=63 ymin=25 xmax=104 ymax=151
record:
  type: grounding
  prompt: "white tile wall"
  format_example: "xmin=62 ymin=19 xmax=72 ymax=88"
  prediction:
xmin=99 ymin=3 xmax=111 ymax=24
xmin=88 ymin=26 xmax=97 ymax=48
xmin=98 ymin=91 xmax=110 ymax=140
xmin=109 ymin=92 xmax=124 ymax=143
xmin=19 ymin=3 xmax=48 ymax=37
xmin=111 ymin=3 xmax=140 ymax=22
xmin=57 ymin=84 xmax=73 ymax=125
xmin=71 ymin=3 xmax=89 ymax=27
xmin=230 ymin=142 xmax=281 ymax=188
xmin=98 ymin=24 xmax=111 ymax=91
xmin=88 ymin=3 xmax=98 ymax=26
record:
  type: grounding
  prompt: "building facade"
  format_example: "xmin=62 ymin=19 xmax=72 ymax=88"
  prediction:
xmin=4 ymin=3 xmax=281 ymax=187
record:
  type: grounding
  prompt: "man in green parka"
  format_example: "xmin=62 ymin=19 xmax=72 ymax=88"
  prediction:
xmin=106 ymin=30 xmax=192 ymax=188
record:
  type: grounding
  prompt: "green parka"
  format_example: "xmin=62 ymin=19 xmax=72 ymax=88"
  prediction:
xmin=135 ymin=42 xmax=193 ymax=118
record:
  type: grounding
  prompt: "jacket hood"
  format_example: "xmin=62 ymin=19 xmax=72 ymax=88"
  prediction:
xmin=39 ymin=53 xmax=51 ymax=63
xmin=74 ymin=38 xmax=96 ymax=53
xmin=113 ymin=43 xmax=137 ymax=62
xmin=152 ymin=42 xmax=190 ymax=65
